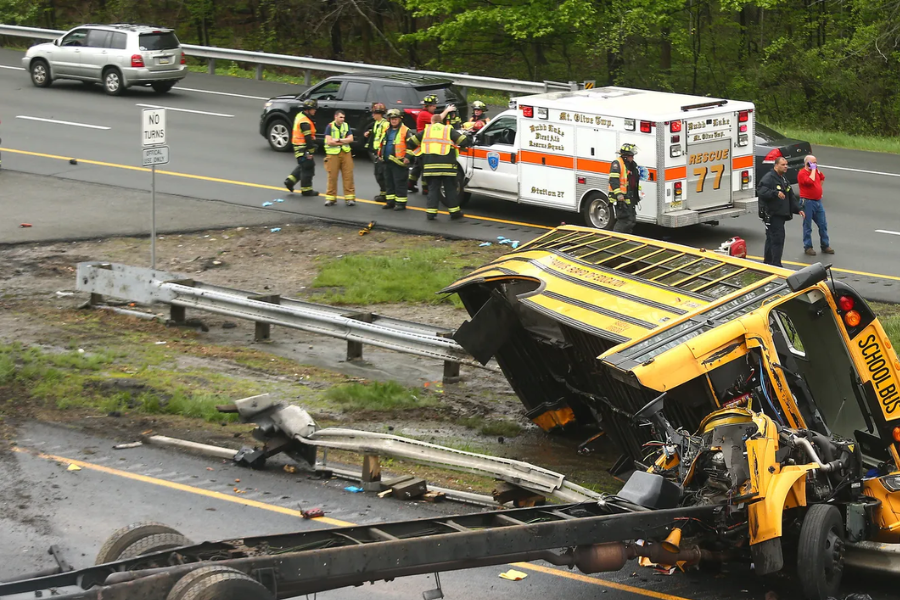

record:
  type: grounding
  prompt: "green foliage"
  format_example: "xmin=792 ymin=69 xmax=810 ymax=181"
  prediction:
xmin=457 ymin=416 xmax=523 ymax=437
xmin=310 ymin=247 xmax=468 ymax=306
xmin=323 ymin=380 xmax=436 ymax=411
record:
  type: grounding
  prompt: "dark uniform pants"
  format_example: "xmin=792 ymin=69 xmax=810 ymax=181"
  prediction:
xmin=369 ymin=151 xmax=387 ymax=195
xmin=384 ymin=161 xmax=409 ymax=207
xmin=613 ymin=201 xmax=636 ymax=233
xmin=764 ymin=215 xmax=787 ymax=267
xmin=287 ymin=156 xmax=315 ymax=192
xmin=425 ymin=175 xmax=461 ymax=216
xmin=409 ymin=155 xmax=423 ymax=186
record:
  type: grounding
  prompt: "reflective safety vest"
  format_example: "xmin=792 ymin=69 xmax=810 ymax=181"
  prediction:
xmin=378 ymin=125 xmax=411 ymax=165
xmin=292 ymin=113 xmax=316 ymax=148
xmin=325 ymin=121 xmax=351 ymax=154
xmin=371 ymin=119 xmax=389 ymax=148
xmin=609 ymin=157 xmax=629 ymax=198
xmin=416 ymin=123 xmax=454 ymax=157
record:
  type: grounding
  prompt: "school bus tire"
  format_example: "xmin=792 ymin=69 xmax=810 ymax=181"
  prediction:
xmin=581 ymin=192 xmax=615 ymax=230
xmin=797 ymin=504 xmax=844 ymax=600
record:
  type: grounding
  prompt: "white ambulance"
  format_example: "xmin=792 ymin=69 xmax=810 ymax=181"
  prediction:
xmin=456 ymin=87 xmax=758 ymax=229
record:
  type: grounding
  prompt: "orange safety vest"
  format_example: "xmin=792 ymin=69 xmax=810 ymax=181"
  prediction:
xmin=608 ymin=157 xmax=629 ymax=196
xmin=416 ymin=123 xmax=455 ymax=156
xmin=378 ymin=124 xmax=410 ymax=164
xmin=292 ymin=113 xmax=316 ymax=146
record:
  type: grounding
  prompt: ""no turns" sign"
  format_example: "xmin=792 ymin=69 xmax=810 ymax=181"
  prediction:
xmin=142 ymin=108 xmax=166 ymax=146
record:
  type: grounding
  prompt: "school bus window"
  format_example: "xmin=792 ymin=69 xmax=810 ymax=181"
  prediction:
xmin=657 ymin=258 xmax=721 ymax=285
xmin=621 ymin=246 xmax=661 ymax=262
xmin=701 ymin=282 xmax=740 ymax=298
xmin=641 ymin=249 xmax=681 ymax=265
xmin=544 ymin=231 xmax=594 ymax=250
xmin=566 ymin=237 xmax=627 ymax=258
xmin=529 ymin=230 xmax=571 ymax=248
xmin=772 ymin=310 xmax=805 ymax=355
xmin=685 ymin=264 xmax=742 ymax=291
xmin=720 ymin=270 xmax=768 ymax=289
xmin=589 ymin=241 xmax=645 ymax=265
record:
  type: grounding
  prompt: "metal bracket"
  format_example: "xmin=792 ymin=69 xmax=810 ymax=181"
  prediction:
xmin=422 ymin=572 xmax=443 ymax=600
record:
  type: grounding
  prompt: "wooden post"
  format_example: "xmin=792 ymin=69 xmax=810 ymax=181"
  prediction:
xmin=361 ymin=454 xmax=382 ymax=492
xmin=249 ymin=295 xmax=281 ymax=342
xmin=343 ymin=312 xmax=374 ymax=361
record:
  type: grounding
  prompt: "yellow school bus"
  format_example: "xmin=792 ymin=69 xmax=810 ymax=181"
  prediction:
xmin=444 ymin=225 xmax=900 ymax=599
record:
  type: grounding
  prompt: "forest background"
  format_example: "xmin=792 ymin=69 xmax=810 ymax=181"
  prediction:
xmin=2 ymin=0 xmax=900 ymax=136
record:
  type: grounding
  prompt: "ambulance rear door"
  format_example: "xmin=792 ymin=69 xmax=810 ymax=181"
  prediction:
xmin=683 ymin=112 xmax=734 ymax=211
xmin=516 ymin=105 xmax=576 ymax=210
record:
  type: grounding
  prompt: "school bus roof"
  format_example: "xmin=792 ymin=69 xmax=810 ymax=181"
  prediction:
xmin=443 ymin=226 xmax=788 ymax=354
xmin=513 ymin=87 xmax=755 ymax=122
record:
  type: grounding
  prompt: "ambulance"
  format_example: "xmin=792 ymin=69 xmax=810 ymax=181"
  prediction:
xmin=456 ymin=87 xmax=758 ymax=229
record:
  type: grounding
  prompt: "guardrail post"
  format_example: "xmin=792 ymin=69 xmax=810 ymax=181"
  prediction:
xmin=437 ymin=332 xmax=461 ymax=384
xmin=361 ymin=454 xmax=382 ymax=492
xmin=207 ymin=58 xmax=215 ymax=75
xmin=165 ymin=279 xmax=196 ymax=323
xmin=249 ymin=294 xmax=280 ymax=341
xmin=304 ymin=69 xmax=311 ymax=86
xmin=344 ymin=312 xmax=374 ymax=361
xmin=255 ymin=64 xmax=264 ymax=80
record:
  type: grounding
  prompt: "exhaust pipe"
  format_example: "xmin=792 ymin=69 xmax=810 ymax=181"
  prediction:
xmin=570 ymin=540 xmax=729 ymax=574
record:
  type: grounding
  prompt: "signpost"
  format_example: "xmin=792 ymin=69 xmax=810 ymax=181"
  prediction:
xmin=142 ymin=109 xmax=167 ymax=268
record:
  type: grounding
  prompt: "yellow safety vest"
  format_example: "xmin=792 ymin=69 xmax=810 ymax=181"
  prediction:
xmin=372 ymin=119 xmax=389 ymax=147
xmin=417 ymin=123 xmax=454 ymax=156
xmin=325 ymin=121 xmax=351 ymax=154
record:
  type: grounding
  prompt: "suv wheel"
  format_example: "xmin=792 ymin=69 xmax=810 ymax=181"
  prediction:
xmin=103 ymin=68 xmax=125 ymax=96
xmin=30 ymin=60 xmax=52 ymax=88
xmin=152 ymin=82 xmax=174 ymax=94
xmin=267 ymin=119 xmax=292 ymax=152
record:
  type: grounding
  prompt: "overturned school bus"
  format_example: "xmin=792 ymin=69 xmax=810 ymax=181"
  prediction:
xmin=446 ymin=225 xmax=900 ymax=597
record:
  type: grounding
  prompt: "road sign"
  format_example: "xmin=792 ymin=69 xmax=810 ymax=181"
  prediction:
xmin=142 ymin=108 xmax=166 ymax=146
xmin=142 ymin=145 xmax=170 ymax=166
xmin=583 ymin=80 xmax=595 ymax=90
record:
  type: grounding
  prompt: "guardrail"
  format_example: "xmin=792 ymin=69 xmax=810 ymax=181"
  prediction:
xmin=0 ymin=23 xmax=579 ymax=94
xmin=76 ymin=262 xmax=494 ymax=384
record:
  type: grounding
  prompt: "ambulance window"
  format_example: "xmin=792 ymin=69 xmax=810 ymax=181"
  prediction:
xmin=481 ymin=116 xmax=516 ymax=146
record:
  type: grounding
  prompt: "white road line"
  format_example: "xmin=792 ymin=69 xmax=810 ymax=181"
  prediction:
xmin=16 ymin=115 xmax=111 ymax=130
xmin=0 ymin=65 xmax=25 ymax=70
xmin=819 ymin=164 xmax=900 ymax=178
xmin=176 ymin=86 xmax=270 ymax=101
xmin=875 ymin=230 xmax=900 ymax=237
xmin=136 ymin=103 xmax=234 ymax=118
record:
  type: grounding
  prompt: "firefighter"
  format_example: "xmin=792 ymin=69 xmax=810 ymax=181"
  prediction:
xmin=377 ymin=108 xmax=418 ymax=210
xmin=364 ymin=102 xmax=389 ymax=202
xmin=409 ymin=95 xmax=456 ymax=195
xmin=284 ymin=99 xmax=319 ymax=196
xmin=608 ymin=143 xmax=640 ymax=234
xmin=467 ymin=100 xmax=490 ymax=132
xmin=323 ymin=110 xmax=355 ymax=206
xmin=416 ymin=113 xmax=472 ymax=221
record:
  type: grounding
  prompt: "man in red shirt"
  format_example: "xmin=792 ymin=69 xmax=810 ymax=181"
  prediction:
xmin=797 ymin=154 xmax=833 ymax=256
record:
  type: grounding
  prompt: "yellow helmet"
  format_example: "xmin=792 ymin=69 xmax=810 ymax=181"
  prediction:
xmin=620 ymin=143 xmax=638 ymax=156
xmin=385 ymin=108 xmax=403 ymax=119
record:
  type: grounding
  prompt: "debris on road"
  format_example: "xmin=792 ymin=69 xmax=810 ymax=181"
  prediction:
xmin=19 ymin=223 xmax=33 ymax=228
xmin=498 ymin=569 xmax=527 ymax=581
xmin=284 ymin=464 xmax=298 ymax=474
xmin=270 ymin=227 xmax=282 ymax=233
xmin=301 ymin=507 xmax=325 ymax=519
xmin=262 ymin=201 xmax=273 ymax=207
xmin=112 ymin=442 xmax=143 ymax=450
xmin=358 ymin=221 xmax=376 ymax=236
xmin=344 ymin=485 xmax=364 ymax=493
xmin=66 ymin=464 xmax=81 ymax=471
xmin=69 ymin=158 xmax=77 ymax=165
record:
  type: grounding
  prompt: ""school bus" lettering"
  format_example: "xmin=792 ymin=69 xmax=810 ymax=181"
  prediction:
xmin=858 ymin=332 xmax=900 ymax=416
xmin=688 ymin=149 xmax=730 ymax=165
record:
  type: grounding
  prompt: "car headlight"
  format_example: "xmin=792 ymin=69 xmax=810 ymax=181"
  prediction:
xmin=881 ymin=474 xmax=900 ymax=492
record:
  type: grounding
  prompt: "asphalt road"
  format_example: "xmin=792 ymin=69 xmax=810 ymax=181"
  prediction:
xmin=2 ymin=421 xmax=892 ymax=600
xmin=2 ymin=48 xmax=900 ymax=302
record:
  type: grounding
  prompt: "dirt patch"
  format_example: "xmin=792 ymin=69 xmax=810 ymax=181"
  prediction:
xmin=0 ymin=222 xmax=619 ymax=493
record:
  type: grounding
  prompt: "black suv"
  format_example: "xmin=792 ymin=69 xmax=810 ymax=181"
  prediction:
xmin=259 ymin=73 xmax=468 ymax=152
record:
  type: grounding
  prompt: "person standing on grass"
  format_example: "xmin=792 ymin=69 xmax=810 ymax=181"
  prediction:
xmin=798 ymin=155 xmax=834 ymax=256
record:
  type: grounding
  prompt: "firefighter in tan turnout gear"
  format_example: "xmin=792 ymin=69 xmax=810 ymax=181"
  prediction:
xmin=377 ymin=109 xmax=418 ymax=210
xmin=283 ymin=99 xmax=319 ymax=196
xmin=416 ymin=114 xmax=472 ymax=221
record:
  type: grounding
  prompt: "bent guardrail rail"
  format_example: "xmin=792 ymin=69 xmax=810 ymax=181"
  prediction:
xmin=76 ymin=262 xmax=492 ymax=382
xmin=0 ymin=23 xmax=578 ymax=94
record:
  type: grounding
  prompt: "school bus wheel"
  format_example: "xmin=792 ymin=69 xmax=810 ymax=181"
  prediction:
xmin=581 ymin=191 xmax=615 ymax=230
xmin=797 ymin=504 xmax=845 ymax=600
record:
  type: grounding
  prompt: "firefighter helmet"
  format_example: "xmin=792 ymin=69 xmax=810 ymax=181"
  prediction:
xmin=422 ymin=94 xmax=439 ymax=106
xmin=619 ymin=143 xmax=638 ymax=156
xmin=472 ymin=100 xmax=488 ymax=112
xmin=301 ymin=99 xmax=318 ymax=111
xmin=385 ymin=108 xmax=403 ymax=119
xmin=371 ymin=102 xmax=386 ymax=114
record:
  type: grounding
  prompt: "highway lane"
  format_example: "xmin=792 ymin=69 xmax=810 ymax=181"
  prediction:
xmin=2 ymin=48 xmax=900 ymax=301
xmin=2 ymin=421 xmax=890 ymax=600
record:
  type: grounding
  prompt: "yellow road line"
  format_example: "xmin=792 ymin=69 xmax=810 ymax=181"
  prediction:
xmin=7 ymin=147 xmax=893 ymax=281
xmin=14 ymin=445 xmax=694 ymax=600
xmin=10 ymin=446 xmax=354 ymax=527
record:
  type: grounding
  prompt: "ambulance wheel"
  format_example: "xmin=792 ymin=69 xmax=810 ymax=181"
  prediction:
xmin=582 ymin=192 xmax=615 ymax=230
xmin=797 ymin=504 xmax=844 ymax=600
xmin=456 ymin=169 xmax=471 ymax=207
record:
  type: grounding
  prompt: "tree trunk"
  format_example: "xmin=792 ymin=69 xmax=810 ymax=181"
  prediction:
xmin=329 ymin=0 xmax=344 ymax=59
xmin=606 ymin=49 xmax=623 ymax=85
xmin=660 ymin=26 xmax=671 ymax=74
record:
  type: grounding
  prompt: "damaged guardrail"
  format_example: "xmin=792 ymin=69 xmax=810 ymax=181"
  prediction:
xmin=76 ymin=262 xmax=489 ymax=383
xmin=227 ymin=394 xmax=604 ymax=504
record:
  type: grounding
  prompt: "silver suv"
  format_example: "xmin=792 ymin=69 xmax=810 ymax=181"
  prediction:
xmin=22 ymin=24 xmax=187 ymax=95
